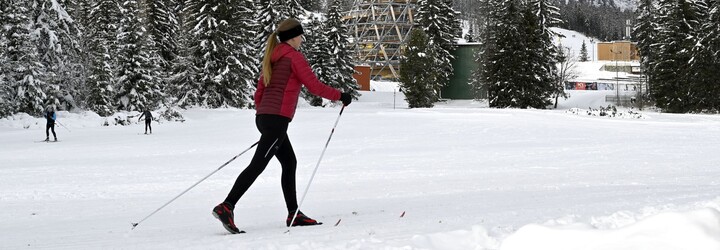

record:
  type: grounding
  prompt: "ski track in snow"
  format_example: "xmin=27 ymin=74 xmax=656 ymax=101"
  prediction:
xmin=2 ymin=93 xmax=720 ymax=249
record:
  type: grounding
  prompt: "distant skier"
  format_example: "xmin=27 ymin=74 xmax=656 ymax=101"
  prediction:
xmin=211 ymin=18 xmax=352 ymax=234
xmin=44 ymin=105 xmax=57 ymax=142
xmin=137 ymin=109 xmax=153 ymax=134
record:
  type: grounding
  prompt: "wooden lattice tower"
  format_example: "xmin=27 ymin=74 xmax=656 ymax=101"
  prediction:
xmin=346 ymin=0 xmax=417 ymax=80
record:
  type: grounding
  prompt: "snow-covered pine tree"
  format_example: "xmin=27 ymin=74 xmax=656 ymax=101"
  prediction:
xmin=276 ymin=0 xmax=308 ymax=20
xmin=169 ymin=1 xmax=200 ymax=108
xmin=481 ymin=0 xmax=525 ymax=108
xmin=256 ymin=0 xmax=282 ymax=50
xmin=689 ymin=0 xmax=719 ymax=111
xmin=633 ymin=0 xmax=658 ymax=88
xmin=298 ymin=0 xmax=322 ymax=12
xmin=324 ymin=0 xmax=358 ymax=98
xmin=227 ymin=0 xmax=260 ymax=107
xmin=464 ymin=24 xmax=475 ymax=43
xmin=167 ymin=39 xmax=200 ymax=108
xmin=32 ymin=0 xmax=84 ymax=111
xmin=146 ymin=0 xmax=179 ymax=72
xmin=702 ymin=0 xmax=720 ymax=110
xmin=255 ymin=0 xmax=308 ymax=63
xmin=579 ymin=40 xmax=589 ymax=62
xmin=301 ymin=14 xmax=328 ymax=106
xmin=415 ymin=0 xmax=458 ymax=92
xmin=521 ymin=0 xmax=561 ymax=108
xmin=183 ymin=0 xmax=250 ymax=108
xmin=515 ymin=3 xmax=546 ymax=108
xmin=4 ymin=0 xmax=48 ymax=116
xmin=399 ymin=29 xmax=437 ymax=108
xmin=0 ymin=1 xmax=12 ymax=117
xmin=469 ymin=0 xmax=497 ymax=100
xmin=651 ymin=0 xmax=703 ymax=113
xmin=84 ymin=0 xmax=119 ymax=116
xmin=115 ymin=0 xmax=163 ymax=111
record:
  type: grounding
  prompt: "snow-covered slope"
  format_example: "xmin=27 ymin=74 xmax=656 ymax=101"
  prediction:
xmin=552 ymin=27 xmax=597 ymax=61
xmin=2 ymin=93 xmax=720 ymax=249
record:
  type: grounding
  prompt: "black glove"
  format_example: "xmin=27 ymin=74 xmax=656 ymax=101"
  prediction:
xmin=339 ymin=92 xmax=352 ymax=106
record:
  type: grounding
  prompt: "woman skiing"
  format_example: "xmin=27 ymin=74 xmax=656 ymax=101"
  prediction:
xmin=212 ymin=18 xmax=352 ymax=234
xmin=44 ymin=105 xmax=57 ymax=142
xmin=137 ymin=109 xmax=153 ymax=134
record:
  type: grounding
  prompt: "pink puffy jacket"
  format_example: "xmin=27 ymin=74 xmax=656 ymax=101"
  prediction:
xmin=254 ymin=43 xmax=341 ymax=120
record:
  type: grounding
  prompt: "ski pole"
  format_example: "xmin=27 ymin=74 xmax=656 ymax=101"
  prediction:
xmin=131 ymin=141 xmax=259 ymax=230
xmin=287 ymin=106 xmax=345 ymax=231
xmin=56 ymin=121 xmax=71 ymax=132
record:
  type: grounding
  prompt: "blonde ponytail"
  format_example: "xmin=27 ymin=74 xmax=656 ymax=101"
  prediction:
xmin=261 ymin=18 xmax=304 ymax=87
xmin=262 ymin=32 xmax=278 ymax=86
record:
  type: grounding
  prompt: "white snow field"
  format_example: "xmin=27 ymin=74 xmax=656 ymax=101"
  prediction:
xmin=2 ymin=92 xmax=720 ymax=249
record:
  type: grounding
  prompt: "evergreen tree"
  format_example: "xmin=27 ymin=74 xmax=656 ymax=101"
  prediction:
xmin=302 ymin=15 xmax=328 ymax=106
xmin=399 ymin=29 xmax=437 ymax=108
xmin=298 ymin=0 xmax=322 ymax=12
xmin=115 ymin=0 xmax=163 ymax=111
xmin=85 ymin=0 xmax=119 ymax=115
xmin=183 ymin=0 xmax=251 ymax=108
xmin=633 ymin=0 xmax=658 ymax=98
xmin=481 ymin=0 xmax=527 ymax=108
xmin=277 ymin=0 xmax=307 ymax=20
xmin=650 ymin=0 xmax=703 ymax=112
xmin=255 ymin=0 xmax=308 ymax=63
xmin=4 ymin=0 xmax=48 ymax=116
xmin=146 ymin=0 xmax=179 ymax=71
xmin=464 ymin=24 xmax=476 ymax=43
xmin=324 ymin=0 xmax=358 ymax=99
xmin=228 ymin=0 xmax=260 ymax=107
xmin=689 ymin=0 xmax=720 ymax=111
xmin=169 ymin=0 xmax=201 ymax=108
xmin=469 ymin=0 xmax=497 ymax=100
xmin=415 ymin=0 xmax=458 ymax=90
xmin=0 ymin=0 xmax=12 ymax=117
xmin=32 ymin=0 xmax=83 ymax=111
xmin=523 ymin=0 xmax=561 ymax=108
xmin=556 ymin=0 xmax=635 ymax=41
xmin=579 ymin=40 xmax=589 ymax=62
xmin=515 ymin=2 xmax=553 ymax=108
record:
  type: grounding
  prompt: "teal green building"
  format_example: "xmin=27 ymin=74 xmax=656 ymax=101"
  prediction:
xmin=440 ymin=43 xmax=483 ymax=100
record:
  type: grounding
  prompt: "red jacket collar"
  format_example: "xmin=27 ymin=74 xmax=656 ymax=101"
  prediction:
xmin=271 ymin=43 xmax=297 ymax=63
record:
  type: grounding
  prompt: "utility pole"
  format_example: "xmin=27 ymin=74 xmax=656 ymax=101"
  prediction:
xmin=611 ymin=48 xmax=622 ymax=106
xmin=590 ymin=38 xmax=595 ymax=61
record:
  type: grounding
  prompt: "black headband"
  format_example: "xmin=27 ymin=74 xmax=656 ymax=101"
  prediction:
xmin=278 ymin=25 xmax=304 ymax=42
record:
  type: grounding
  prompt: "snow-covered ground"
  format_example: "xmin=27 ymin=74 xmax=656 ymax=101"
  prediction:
xmin=2 ymin=91 xmax=720 ymax=249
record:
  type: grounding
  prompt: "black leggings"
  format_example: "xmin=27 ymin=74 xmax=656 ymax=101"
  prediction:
xmin=46 ymin=123 xmax=56 ymax=139
xmin=144 ymin=120 xmax=152 ymax=133
xmin=224 ymin=115 xmax=298 ymax=212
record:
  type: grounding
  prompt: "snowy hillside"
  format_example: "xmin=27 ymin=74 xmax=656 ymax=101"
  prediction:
xmin=3 ymin=92 xmax=720 ymax=249
xmin=552 ymin=27 xmax=597 ymax=61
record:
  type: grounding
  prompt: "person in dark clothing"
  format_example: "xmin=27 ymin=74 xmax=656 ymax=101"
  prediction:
xmin=137 ymin=109 xmax=153 ymax=134
xmin=212 ymin=18 xmax=353 ymax=234
xmin=44 ymin=106 xmax=57 ymax=141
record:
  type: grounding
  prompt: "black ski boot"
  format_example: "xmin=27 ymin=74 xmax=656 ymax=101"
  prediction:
xmin=286 ymin=210 xmax=322 ymax=227
xmin=212 ymin=202 xmax=244 ymax=234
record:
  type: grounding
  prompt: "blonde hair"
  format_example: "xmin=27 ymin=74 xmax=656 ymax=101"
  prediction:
xmin=261 ymin=18 xmax=303 ymax=86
